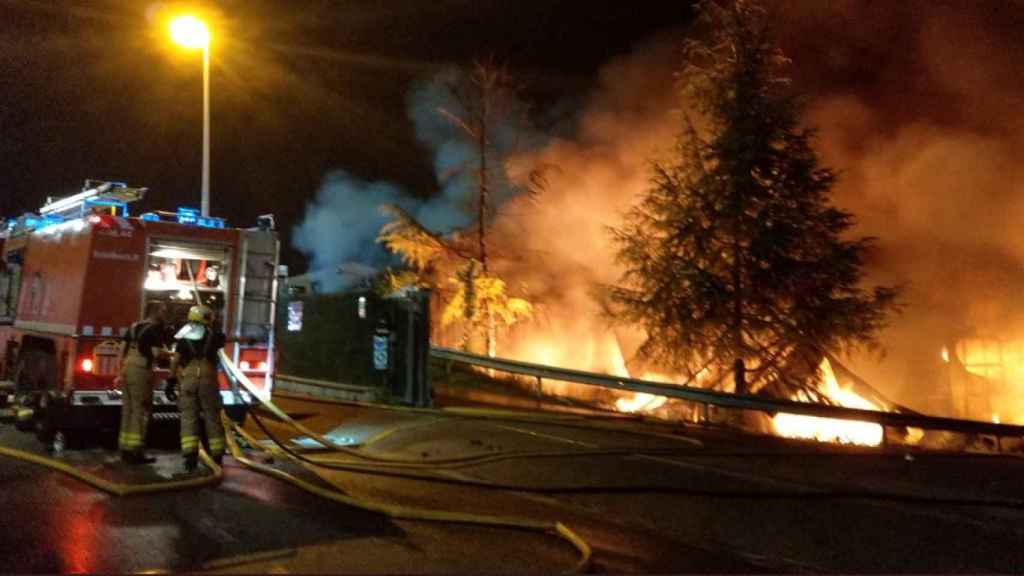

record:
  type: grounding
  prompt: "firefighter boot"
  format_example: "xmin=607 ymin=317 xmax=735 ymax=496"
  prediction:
xmin=183 ymin=452 xmax=198 ymax=473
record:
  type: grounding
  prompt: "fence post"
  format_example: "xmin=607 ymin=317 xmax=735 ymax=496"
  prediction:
xmin=733 ymin=358 xmax=746 ymax=395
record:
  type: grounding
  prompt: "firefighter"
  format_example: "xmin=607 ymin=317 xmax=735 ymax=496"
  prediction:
xmin=168 ymin=304 xmax=227 ymax=472
xmin=118 ymin=302 xmax=169 ymax=464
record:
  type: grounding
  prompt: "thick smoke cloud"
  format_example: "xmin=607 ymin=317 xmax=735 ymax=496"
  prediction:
xmin=489 ymin=38 xmax=681 ymax=378
xmin=293 ymin=67 xmax=539 ymax=291
xmin=292 ymin=171 xmax=413 ymax=292
xmin=407 ymin=70 xmax=538 ymax=231
xmin=771 ymin=1 xmax=1024 ymax=414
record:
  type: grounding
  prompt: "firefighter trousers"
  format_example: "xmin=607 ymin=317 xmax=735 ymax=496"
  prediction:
xmin=118 ymin=351 xmax=153 ymax=453
xmin=178 ymin=359 xmax=225 ymax=457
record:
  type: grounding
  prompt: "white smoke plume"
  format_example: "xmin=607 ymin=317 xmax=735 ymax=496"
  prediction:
xmin=292 ymin=171 xmax=413 ymax=292
xmin=294 ymin=66 xmax=538 ymax=292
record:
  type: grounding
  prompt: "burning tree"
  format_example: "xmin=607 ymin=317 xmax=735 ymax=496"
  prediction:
xmin=378 ymin=204 xmax=533 ymax=353
xmin=610 ymin=1 xmax=899 ymax=398
xmin=378 ymin=60 xmax=539 ymax=354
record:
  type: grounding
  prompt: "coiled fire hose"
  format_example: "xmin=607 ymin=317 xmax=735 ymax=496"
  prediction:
xmin=0 ymin=390 xmax=591 ymax=570
xmin=222 ymin=353 xmax=697 ymax=471
xmin=222 ymin=413 xmax=592 ymax=572
xmin=0 ymin=417 xmax=590 ymax=573
xmin=225 ymin=353 xmax=1024 ymax=510
xmin=240 ymin=404 xmax=1024 ymax=509
xmin=218 ymin=352 xmax=591 ymax=572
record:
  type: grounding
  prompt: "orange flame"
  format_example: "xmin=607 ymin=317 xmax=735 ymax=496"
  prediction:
xmin=951 ymin=339 xmax=1024 ymax=424
xmin=616 ymin=392 xmax=668 ymax=413
xmin=772 ymin=358 xmax=884 ymax=447
xmin=614 ymin=370 xmax=675 ymax=413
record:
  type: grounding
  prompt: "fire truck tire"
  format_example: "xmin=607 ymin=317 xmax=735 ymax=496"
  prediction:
xmin=14 ymin=416 xmax=33 ymax=433
xmin=33 ymin=394 xmax=76 ymax=452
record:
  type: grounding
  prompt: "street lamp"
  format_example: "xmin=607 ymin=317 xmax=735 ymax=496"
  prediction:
xmin=169 ymin=15 xmax=212 ymax=217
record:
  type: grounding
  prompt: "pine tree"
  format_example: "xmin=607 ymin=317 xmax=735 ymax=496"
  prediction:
xmin=611 ymin=1 xmax=899 ymax=398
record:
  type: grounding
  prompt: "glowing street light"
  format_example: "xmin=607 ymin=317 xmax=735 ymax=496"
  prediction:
xmin=169 ymin=15 xmax=212 ymax=217
xmin=169 ymin=15 xmax=209 ymax=49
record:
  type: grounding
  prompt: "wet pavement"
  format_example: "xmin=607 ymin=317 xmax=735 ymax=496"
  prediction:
xmin=2 ymin=396 xmax=1024 ymax=573
xmin=261 ymin=397 xmax=1024 ymax=573
xmin=0 ymin=425 xmax=404 ymax=573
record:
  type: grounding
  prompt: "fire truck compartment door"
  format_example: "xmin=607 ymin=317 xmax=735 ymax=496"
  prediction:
xmin=235 ymin=230 xmax=279 ymax=342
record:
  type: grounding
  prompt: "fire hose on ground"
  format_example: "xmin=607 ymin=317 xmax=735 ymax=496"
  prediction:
xmin=227 ymin=355 xmax=1024 ymax=511
xmin=0 ymin=361 xmax=593 ymax=572
xmin=240 ymin=406 xmax=1024 ymax=509
xmin=0 ymin=444 xmax=223 ymax=495
xmin=220 ymin=352 xmax=597 ymax=572
xmin=251 ymin=409 xmax=709 ymax=471
xmin=221 ymin=413 xmax=592 ymax=573
xmin=0 ymin=416 xmax=591 ymax=576
xmin=266 ymin=389 xmax=710 ymax=456
xmin=2 ymin=347 xmax=1018 ymax=573
xmin=226 ymin=364 xmax=1024 ymax=510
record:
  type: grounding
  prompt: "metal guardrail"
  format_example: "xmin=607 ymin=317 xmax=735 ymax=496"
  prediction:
xmin=273 ymin=373 xmax=380 ymax=403
xmin=276 ymin=373 xmax=377 ymax=394
xmin=431 ymin=346 xmax=1024 ymax=440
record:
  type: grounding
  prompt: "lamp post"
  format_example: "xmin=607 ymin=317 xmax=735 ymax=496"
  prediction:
xmin=169 ymin=15 xmax=212 ymax=217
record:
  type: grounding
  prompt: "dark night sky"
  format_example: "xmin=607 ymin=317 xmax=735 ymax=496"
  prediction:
xmin=0 ymin=0 xmax=695 ymax=271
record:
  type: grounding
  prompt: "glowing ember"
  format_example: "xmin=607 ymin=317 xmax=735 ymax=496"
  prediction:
xmin=616 ymin=392 xmax=667 ymax=413
xmin=905 ymin=427 xmax=925 ymax=445
xmin=772 ymin=358 xmax=884 ymax=447
xmin=940 ymin=346 xmax=950 ymax=363
xmin=613 ymin=370 xmax=671 ymax=413
xmin=951 ymin=339 xmax=1024 ymax=424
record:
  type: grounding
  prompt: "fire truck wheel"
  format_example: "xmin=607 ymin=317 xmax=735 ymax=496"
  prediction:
xmin=14 ymin=414 xmax=33 ymax=432
xmin=33 ymin=394 xmax=73 ymax=452
xmin=34 ymin=418 xmax=54 ymax=446
xmin=34 ymin=420 xmax=76 ymax=453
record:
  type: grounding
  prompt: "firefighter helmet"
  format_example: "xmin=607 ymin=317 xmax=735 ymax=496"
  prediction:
xmin=187 ymin=304 xmax=214 ymax=325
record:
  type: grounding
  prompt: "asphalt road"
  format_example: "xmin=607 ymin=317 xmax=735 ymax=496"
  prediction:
xmin=0 ymin=420 xmax=582 ymax=573
xmin=2 ymin=395 xmax=1023 ymax=573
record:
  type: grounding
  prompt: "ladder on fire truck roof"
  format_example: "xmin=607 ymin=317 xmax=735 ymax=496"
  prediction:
xmin=40 ymin=180 xmax=147 ymax=221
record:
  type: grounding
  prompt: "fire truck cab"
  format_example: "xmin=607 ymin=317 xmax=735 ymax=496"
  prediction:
xmin=0 ymin=180 xmax=279 ymax=448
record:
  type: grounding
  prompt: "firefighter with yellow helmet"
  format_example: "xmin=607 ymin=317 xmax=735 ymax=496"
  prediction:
xmin=167 ymin=303 xmax=227 ymax=472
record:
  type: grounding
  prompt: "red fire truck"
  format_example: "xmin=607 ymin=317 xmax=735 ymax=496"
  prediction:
xmin=0 ymin=180 xmax=279 ymax=449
